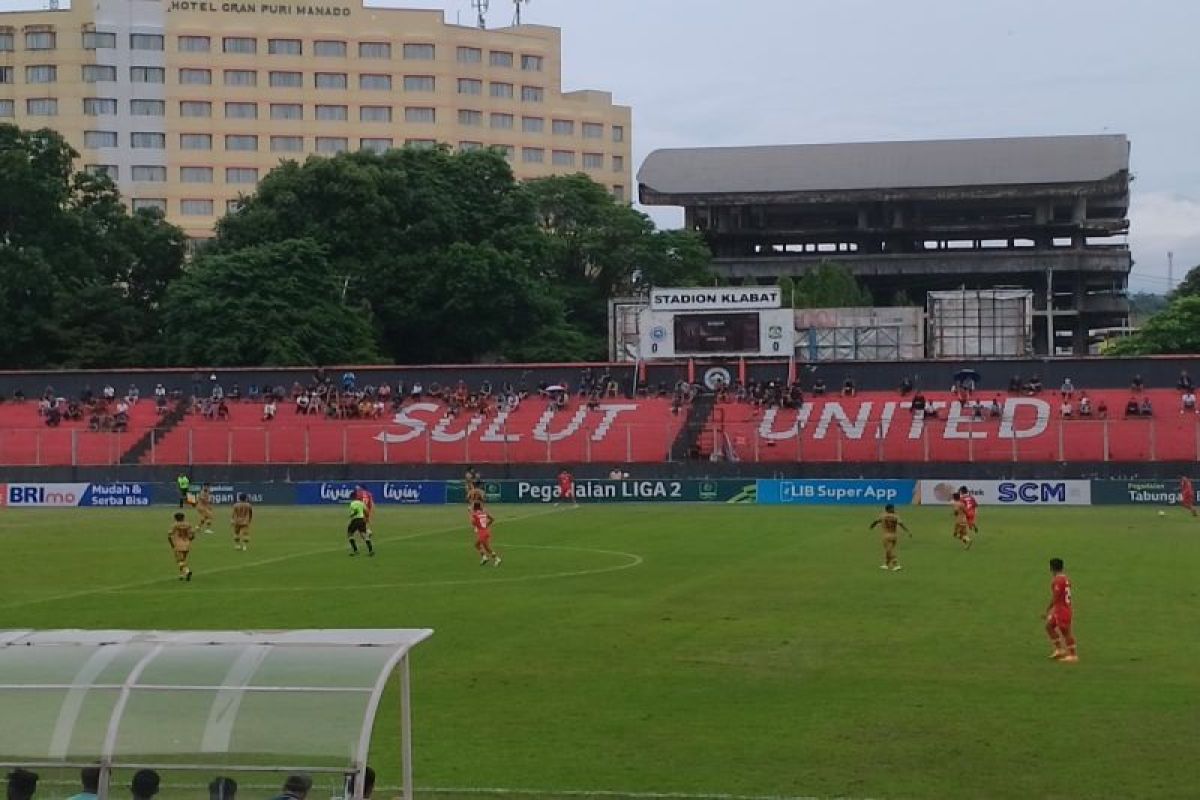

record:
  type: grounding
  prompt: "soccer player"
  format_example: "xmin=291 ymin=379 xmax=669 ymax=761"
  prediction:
xmin=958 ymin=485 xmax=979 ymax=533
xmin=196 ymin=484 xmax=215 ymax=534
xmin=176 ymin=473 xmax=191 ymax=508
xmin=558 ymin=468 xmax=578 ymax=507
xmin=231 ymin=493 xmax=253 ymax=551
xmin=471 ymin=501 xmax=501 ymax=566
xmin=868 ymin=503 xmax=909 ymax=571
xmin=1045 ymin=557 xmax=1077 ymax=662
xmin=356 ymin=484 xmax=376 ymax=534
xmin=466 ymin=481 xmax=485 ymax=509
xmin=347 ymin=492 xmax=374 ymax=557
xmin=167 ymin=512 xmax=195 ymax=581
xmin=1180 ymin=475 xmax=1197 ymax=517
xmin=951 ymin=492 xmax=973 ymax=549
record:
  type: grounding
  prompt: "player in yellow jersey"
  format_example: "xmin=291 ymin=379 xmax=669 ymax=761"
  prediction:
xmin=167 ymin=512 xmax=195 ymax=581
xmin=196 ymin=484 xmax=215 ymax=534
xmin=868 ymin=503 xmax=910 ymax=571
xmin=231 ymin=493 xmax=254 ymax=552
xmin=951 ymin=491 xmax=973 ymax=550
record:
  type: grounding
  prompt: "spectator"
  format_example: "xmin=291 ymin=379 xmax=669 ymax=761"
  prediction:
xmin=812 ymin=377 xmax=826 ymax=396
xmin=296 ymin=393 xmax=310 ymax=415
xmin=1060 ymin=398 xmax=1073 ymax=418
xmin=126 ymin=384 xmax=140 ymax=404
xmin=348 ymin=767 xmax=375 ymax=800
xmin=841 ymin=377 xmax=856 ymax=397
xmin=971 ymin=401 xmax=984 ymax=420
xmin=45 ymin=406 xmax=62 ymax=427
xmin=102 ymin=384 xmax=116 ymax=401
xmin=247 ymin=383 xmax=261 ymax=402
xmin=1131 ymin=374 xmax=1145 ymax=393
xmin=270 ymin=775 xmax=312 ymax=800
xmin=155 ymin=394 xmax=169 ymax=415
xmin=1079 ymin=393 xmax=1092 ymax=417
xmin=1027 ymin=375 xmax=1043 ymax=394
xmin=1182 ymin=390 xmax=1197 ymax=414
xmin=410 ymin=381 xmax=424 ymax=400
xmin=130 ymin=770 xmax=159 ymax=800
xmin=207 ymin=777 xmax=237 ymax=800
xmin=263 ymin=399 xmax=278 ymax=421
xmin=1140 ymin=396 xmax=1153 ymax=416
xmin=1178 ymin=370 xmax=1194 ymax=392
xmin=342 ymin=371 xmax=357 ymax=392
xmin=911 ymin=392 xmax=927 ymax=417
xmin=1124 ymin=396 xmax=1140 ymax=417
xmin=67 ymin=768 xmax=100 ymax=800
xmin=1008 ymin=375 xmax=1022 ymax=394
xmin=898 ymin=376 xmax=914 ymax=396
xmin=1097 ymin=398 xmax=1108 ymax=419
xmin=1060 ymin=378 xmax=1075 ymax=398
xmin=229 ymin=383 xmax=241 ymax=402
xmin=116 ymin=399 xmax=130 ymax=417
xmin=7 ymin=769 xmax=37 ymax=800
xmin=154 ymin=383 xmax=166 ymax=401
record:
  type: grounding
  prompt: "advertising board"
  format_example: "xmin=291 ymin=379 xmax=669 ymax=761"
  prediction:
xmin=293 ymin=481 xmax=446 ymax=505
xmin=917 ymin=479 xmax=1091 ymax=506
xmin=755 ymin=479 xmax=915 ymax=506
xmin=0 ymin=483 xmax=153 ymax=508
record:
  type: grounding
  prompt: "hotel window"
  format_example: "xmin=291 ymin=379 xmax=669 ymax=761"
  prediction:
xmin=86 ymin=164 xmax=118 ymax=180
xmin=131 ymin=66 xmax=165 ymax=83
xmin=82 ymin=64 xmax=117 ymax=82
xmin=83 ymin=97 xmax=117 ymax=115
xmin=268 ymin=38 xmax=301 ymax=55
xmin=405 ymin=107 xmax=436 ymax=124
xmin=360 ymin=105 xmax=392 ymax=123
xmin=181 ymin=199 xmax=214 ymax=216
xmin=225 ymin=102 xmax=257 ymax=119
xmin=522 ymin=116 xmax=544 ymax=133
xmin=132 ymin=165 xmax=167 ymax=182
xmin=26 ymin=65 xmax=56 ymax=83
xmin=271 ymin=135 xmax=303 ymax=152
xmin=315 ymin=104 xmax=348 ymax=121
xmin=403 ymin=43 xmax=435 ymax=60
xmin=179 ymin=68 xmax=211 ymax=85
xmin=180 ymin=133 xmax=212 ymax=150
xmin=271 ymin=103 xmax=302 ymax=120
xmin=360 ymin=74 xmax=392 ymax=91
xmin=0 ymin=67 xmax=11 ymax=84
xmin=180 ymin=100 xmax=211 ymax=117
xmin=222 ymin=36 xmax=256 ymax=54
xmin=225 ymin=134 xmax=258 ymax=151
xmin=178 ymin=35 xmax=210 ymax=52
xmin=131 ymin=132 xmax=165 ymax=149
xmin=521 ymin=85 xmax=543 ymax=103
xmin=359 ymin=42 xmax=391 ymax=59
xmin=613 ymin=185 xmax=626 ymax=202
xmin=490 ymin=82 xmax=513 ymax=99
xmin=132 ymin=198 xmax=166 ymax=213
xmin=131 ymin=99 xmax=165 ymax=116
xmin=84 ymin=130 xmax=119 ymax=148
xmin=458 ymin=109 xmax=482 ymax=127
xmin=83 ymin=31 xmax=116 ymax=49
xmin=521 ymin=147 xmax=544 ymax=164
xmin=224 ymin=69 xmax=257 ymax=87
xmin=458 ymin=78 xmax=482 ymax=95
xmin=613 ymin=125 xmax=625 ymax=143
xmin=552 ymin=119 xmax=574 ymax=136
xmin=26 ymin=98 xmax=57 ymax=116
xmin=0 ymin=100 xmax=13 ymax=117
xmin=130 ymin=33 xmax=163 ymax=51
xmin=0 ymin=32 xmax=14 ymax=51
xmin=489 ymin=50 xmax=512 ymax=68
xmin=314 ymin=39 xmax=346 ymax=57
xmin=405 ymin=139 xmax=437 ymax=149
xmin=521 ymin=54 xmax=543 ymax=72
xmin=582 ymin=152 xmax=604 ymax=169
xmin=226 ymin=167 xmax=258 ymax=184
xmin=552 ymin=150 xmax=575 ymax=167
xmin=458 ymin=141 xmax=483 ymax=152
xmin=490 ymin=113 xmax=513 ymax=130
xmin=613 ymin=155 xmax=625 ymax=172
xmin=316 ymin=136 xmax=348 ymax=153
xmin=583 ymin=122 xmax=604 ymax=139
xmin=457 ymin=46 xmax=481 ymax=64
xmin=403 ymin=75 xmax=434 ymax=92
xmin=178 ymin=166 xmax=212 ymax=183
xmin=25 ymin=31 xmax=55 ymax=50
xmin=315 ymin=72 xmax=347 ymax=89
xmin=359 ymin=138 xmax=392 ymax=154
xmin=270 ymin=71 xmax=303 ymax=88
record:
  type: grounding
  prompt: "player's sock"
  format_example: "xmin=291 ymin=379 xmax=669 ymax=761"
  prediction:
xmin=349 ymin=538 xmax=359 ymax=555
xmin=365 ymin=537 xmax=374 ymax=555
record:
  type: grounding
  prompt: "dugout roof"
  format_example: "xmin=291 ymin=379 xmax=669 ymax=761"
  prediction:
xmin=0 ymin=629 xmax=433 ymax=800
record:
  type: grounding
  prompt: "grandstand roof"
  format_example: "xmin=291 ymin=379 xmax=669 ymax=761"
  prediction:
xmin=637 ymin=134 xmax=1130 ymax=198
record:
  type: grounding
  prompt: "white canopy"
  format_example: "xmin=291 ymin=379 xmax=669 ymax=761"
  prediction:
xmin=0 ymin=629 xmax=433 ymax=800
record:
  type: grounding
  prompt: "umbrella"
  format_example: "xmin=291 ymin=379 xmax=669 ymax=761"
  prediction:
xmin=545 ymin=384 xmax=567 ymax=393
xmin=954 ymin=369 xmax=982 ymax=384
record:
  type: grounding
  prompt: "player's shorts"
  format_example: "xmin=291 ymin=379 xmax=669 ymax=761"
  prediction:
xmin=173 ymin=548 xmax=190 ymax=560
xmin=475 ymin=531 xmax=491 ymax=545
xmin=954 ymin=522 xmax=968 ymax=536
xmin=1182 ymin=494 xmax=1195 ymax=508
xmin=1050 ymin=609 xmax=1073 ymax=629
xmin=233 ymin=523 xmax=250 ymax=536
xmin=347 ymin=518 xmax=368 ymax=536
xmin=559 ymin=483 xmax=574 ymax=497
xmin=966 ymin=511 xmax=977 ymax=525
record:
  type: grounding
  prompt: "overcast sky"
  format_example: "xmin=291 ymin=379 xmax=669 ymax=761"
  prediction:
xmin=3 ymin=0 xmax=1197 ymax=291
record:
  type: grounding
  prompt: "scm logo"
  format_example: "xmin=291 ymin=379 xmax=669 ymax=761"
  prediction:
xmin=997 ymin=481 xmax=1067 ymax=503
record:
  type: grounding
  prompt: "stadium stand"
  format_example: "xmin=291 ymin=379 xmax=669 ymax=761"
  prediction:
xmin=0 ymin=400 xmax=166 ymax=466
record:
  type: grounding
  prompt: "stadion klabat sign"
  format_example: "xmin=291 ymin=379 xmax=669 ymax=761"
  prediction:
xmin=650 ymin=287 xmax=782 ymax=311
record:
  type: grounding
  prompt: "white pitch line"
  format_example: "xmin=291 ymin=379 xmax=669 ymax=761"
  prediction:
xmin=0 ymin=506 xmax=568 ymax=611
xmin=108 ymin=544 xmax=645 ymax=595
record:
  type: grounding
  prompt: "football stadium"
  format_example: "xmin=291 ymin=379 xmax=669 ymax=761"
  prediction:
xmin=2 ymin=2 xmax=1199 ymax=800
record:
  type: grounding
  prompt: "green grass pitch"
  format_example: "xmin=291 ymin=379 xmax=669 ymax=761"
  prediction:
xmin=1 ymin=504 xmax=1198 ymax=800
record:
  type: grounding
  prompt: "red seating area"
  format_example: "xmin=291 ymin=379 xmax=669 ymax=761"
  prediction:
xmin=700 ymin=390 xmax=1200 ymax=463
xmin=141 ymin=398 xmax=687 ymax=465
xmin=0 ymin=402 xmax=163 ymax=466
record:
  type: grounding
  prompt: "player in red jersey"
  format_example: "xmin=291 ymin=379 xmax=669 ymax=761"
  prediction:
xmin=355 ymin=485 xmax=376 ymax=534
xmin=1044 ymin=558 xmax=1077 ymax=662
xmin=1180 ymin=476 xmax=1197 ymax=517
xmin=557 ymin=469 xmax=578 ymax=507
xmin=958 ymin=485 xmax=979 ymax=533
xmin=470 ymin=502 xmax=501 ymax=566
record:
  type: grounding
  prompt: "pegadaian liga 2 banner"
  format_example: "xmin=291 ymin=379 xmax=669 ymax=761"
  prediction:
xmin=448 ymin=479 xmax=758 ymax=504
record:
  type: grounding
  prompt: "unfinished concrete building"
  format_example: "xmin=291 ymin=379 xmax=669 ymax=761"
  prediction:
xmin=638 ymin=135 xmax=1132 ymax=355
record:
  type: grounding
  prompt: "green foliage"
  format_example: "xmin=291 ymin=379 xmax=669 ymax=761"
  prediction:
xmin=1171 ymin=263 xmax=1200 ymax=299
xmin=792 ymin=261 xmax=874 ymax=308
xmin=1107 ymin=294 xmax=1200 ymax=355
xmin=1127 ymin=291 xmax=1168 ymax=324
xmin=161 ymin=239 xmax=381 ymax=367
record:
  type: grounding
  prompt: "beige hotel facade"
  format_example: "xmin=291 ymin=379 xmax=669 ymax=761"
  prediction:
xmin=0 ymin=0 xmax=633 ymax=237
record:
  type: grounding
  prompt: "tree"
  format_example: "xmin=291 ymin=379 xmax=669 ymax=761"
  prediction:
xmin=792 ymin=261 xmax=873 ymax=308
xmin=1171 ymin=264 xmax=1200 ymax=299
xmin=161 ymin=239 xmax=381 ymax=367
xmin=1107 ymin=295 xmax=1200 ymax=355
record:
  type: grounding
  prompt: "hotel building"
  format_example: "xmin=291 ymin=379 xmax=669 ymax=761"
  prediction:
xmin=0 ymin=0 xmax=633 ymax=237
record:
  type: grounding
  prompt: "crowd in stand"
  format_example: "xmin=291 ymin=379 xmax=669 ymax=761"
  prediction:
xmin=5 ymin=766 xmax=375 ymax=800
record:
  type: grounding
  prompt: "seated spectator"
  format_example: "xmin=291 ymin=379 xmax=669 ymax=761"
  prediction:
xmin=1027 ymin=375 xmax=1043 ymax=394
xmin=1097 ymin=398 xmax=1108 ymax=419
xmin=410 ymin=381 xmax=424 ymax=400
xmin=263 ymin=400 xmax=277 ymax=421
xmin=1178 ymin=370 xmax=1194 ymax=392
xmin=1182 ymin=390 xmax=1197 ymax=414
xmin=247 ymin=383 xmax=261 ymax=401
xmin=911 ymin=392 xmax=927 ymax=416
xmin=842 ymin=377 xmax=856 ymax=397
xmin=45 ymin=406 xmax=62 ymax=427
xmin=102 ymin=384 xmax=116 ymax=401
xmin=66 ymin=399 xmax=82 ymax=420
xmin=1079 ymin=393 xmax=1092 ymax=417
xmin=1008 ymin=375 xmax=1022 ymax=394
xmin=342 ymin=371 xmax=357 ymax=391
xmin=296 ymin=393 xmax=310 ymax=414
xmin=1060 ymin=378 xmax=1075 ymax=398
xmin=229 ymin=383 xmax=241 ymax=402
xmin=131 ymin=769 xmax=159 ymax=800
xmin=989 ymin=395 xmax=1003 ymax=418
xmin=898 ymin=376 xmax=914 ymax=396
xmin=812 ymin=377 xmax=826 ymax=396
xmin=208 ymin=777 xmax=237 ymax=800
xmin=116 ymin=399 xmax=130 ymax=417
xmin=1060 ymin=399 xmax=1073 ymax=418
xmin=211 ymin=382 xmax=225 ymax=401
xmin=271 ymin=774 xmax=312 ymax=800
xmin=7 ymin=769 xmax=37 ymax=800
xmin=971 ymin=401 xmax=984 ymax=420
xmin=1140 ymin=396 xmax=1153 ymax=416
xmin=1124 ymin=396 xmax=1140 ymax=417
xmin=126 ymin=384 xmax=140 ymax=404
xmin=202 ymin=398 xmax=217 ymax=420
xmin=67 ymin=767 xmax=100 ymax=800
xmin=88 ymin=412 xmax=102 ymax=432
xmin=290 ymin=381 xmax=305 ymax=399
xmin=1131 ymin=374 xmax=1145 ymax=393
xmin=113 ymin=409 xmax=129 ymax=432
xmin=154 ymin=383 xmax=166 ymax=401
xmin=155 ymin=394 xmax=169 ymax=415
